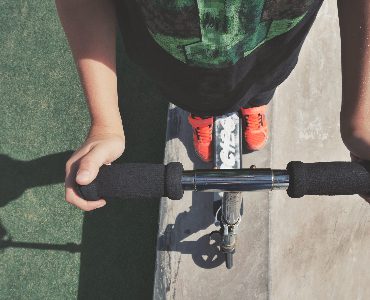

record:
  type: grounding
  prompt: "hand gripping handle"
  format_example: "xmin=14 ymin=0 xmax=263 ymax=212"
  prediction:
xmin=287 ymin=161 xmax=370 ymax=198
xmin=77 ymin=162 xmax=184 ymax=201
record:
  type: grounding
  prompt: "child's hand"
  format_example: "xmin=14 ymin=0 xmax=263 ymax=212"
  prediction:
xmin=342 ymin=133 xmax=370 ymax=203
xmin=65 ymin=127 xmax=125 ymax=211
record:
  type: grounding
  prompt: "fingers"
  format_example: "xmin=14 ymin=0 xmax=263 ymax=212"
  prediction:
xmin=75 ymin=144 xmax=113 ymax=186
xmin=350 ymin=152 xmax=370 ymax=204
xmin=350 ymin=152 xmax=361 ymax=162
xmin=65 ymin=155 xmax=107 ymax=211
xmin=65 ymin=145 xmax=111 ymax=211
xmin=65 ymin=165 xmax=106 ymax=211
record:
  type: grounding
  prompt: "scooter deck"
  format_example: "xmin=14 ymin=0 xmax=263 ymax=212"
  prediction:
xmin=213 ymin=112 xmax=242 ymax=169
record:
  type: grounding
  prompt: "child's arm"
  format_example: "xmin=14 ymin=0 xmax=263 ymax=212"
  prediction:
xmin=338 ymin=0 xmax=370 ymax=202
xmin=55 ymin=0 xmax=123 ymax=136
xmin=56 ymin=0 xmax=125 ymax=211
xmin=338 ymin=0 xmax=370 ymax=160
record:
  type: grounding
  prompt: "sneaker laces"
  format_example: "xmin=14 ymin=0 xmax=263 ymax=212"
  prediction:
xmin=244 ymin=113 xmax=263 ymax=130
xmin=195 ymin=125 xmax=212 ymax=143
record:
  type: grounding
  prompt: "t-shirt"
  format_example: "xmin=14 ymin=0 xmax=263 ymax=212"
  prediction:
xmin=114 ymin=0 xmax=324 ymax=117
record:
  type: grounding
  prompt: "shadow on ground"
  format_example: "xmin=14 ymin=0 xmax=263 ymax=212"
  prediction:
xmin=0 ymin=35 xmax=169 ymax=299
xmin=76 ymin=37 xmax=169 ymax=299
xmin=0 ymin=151 xmax=73 ymax=208
xmin=157 ymin=191 xmax=226 ymax=270
xmin=0 ymin=220 xmax=80 ymax=253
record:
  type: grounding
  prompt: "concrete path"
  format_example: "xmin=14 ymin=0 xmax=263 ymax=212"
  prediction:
xmin=154 ymin=2 xmax=370 ymax=299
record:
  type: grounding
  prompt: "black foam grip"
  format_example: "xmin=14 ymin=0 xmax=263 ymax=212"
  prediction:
xmin=165 ymin=162 xmax=184 ymax=200
xmin=287 ymin=161 xmax=370 ymax=198
xmin=77 ymin=162 xmax=184 ymax=201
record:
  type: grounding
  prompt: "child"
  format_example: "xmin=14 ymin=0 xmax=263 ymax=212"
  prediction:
xmin=56 ymin=0 xmax=370 ymax=211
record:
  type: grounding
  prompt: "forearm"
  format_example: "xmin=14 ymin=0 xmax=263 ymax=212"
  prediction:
xmin=338 ymin=0 xmax=370 ymax=142
xmin=55 ymin=0 xmax=123 ymax=135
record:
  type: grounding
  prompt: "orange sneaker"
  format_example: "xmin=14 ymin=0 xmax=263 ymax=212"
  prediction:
xmin=188 ymin=114 xmax=214 ymax=162
xmin=240 ymin=105 xmax=268 ymax=151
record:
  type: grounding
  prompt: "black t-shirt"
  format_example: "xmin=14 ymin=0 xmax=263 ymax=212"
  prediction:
xmin=114 ymin=0 xmax=324 ymax=117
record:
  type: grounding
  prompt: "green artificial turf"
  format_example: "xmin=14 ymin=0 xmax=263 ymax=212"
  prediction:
xmin=0 ymin=1 xmax=168 ymax=299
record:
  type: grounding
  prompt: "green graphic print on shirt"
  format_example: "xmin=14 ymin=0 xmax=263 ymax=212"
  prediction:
xmin=137 ymin=0 xmax=314 ymax=68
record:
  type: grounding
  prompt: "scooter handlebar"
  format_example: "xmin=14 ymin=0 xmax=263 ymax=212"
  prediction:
xmin=77 ymin=161 xmax=370 ymax=201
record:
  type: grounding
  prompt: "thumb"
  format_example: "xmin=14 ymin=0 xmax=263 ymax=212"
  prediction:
xmin=76 ymin=145 xmax=111 ymax=185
